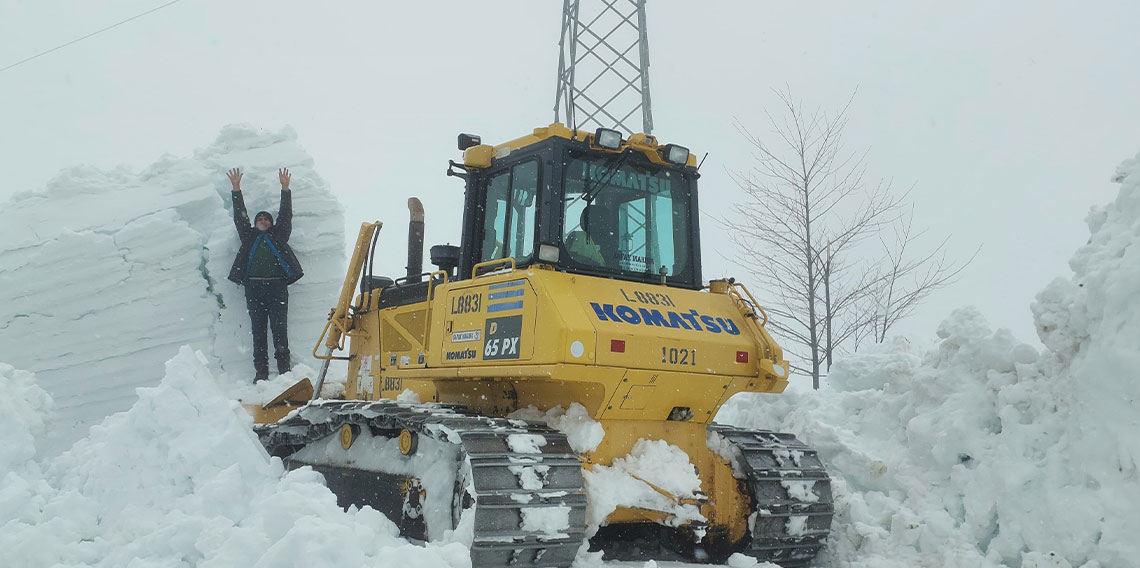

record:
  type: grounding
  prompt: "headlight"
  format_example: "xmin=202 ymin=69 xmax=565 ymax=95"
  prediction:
xmin=594 ymin=128 xmax=623 ymax=150
xmin=662 ymin=144 xmax=690 ymax=165
xmin=457 ymin=133 xmax=481 ymax=150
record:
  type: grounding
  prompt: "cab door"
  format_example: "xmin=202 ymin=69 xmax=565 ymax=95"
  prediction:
xmin=474 ymin=159 xmax=541 ymax=270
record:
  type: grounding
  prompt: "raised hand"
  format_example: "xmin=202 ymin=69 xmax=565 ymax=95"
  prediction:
xmin=279 ymin=168 xmax=292 ymax=191
xmin=227 ymin=168 xmax=243 ymax=191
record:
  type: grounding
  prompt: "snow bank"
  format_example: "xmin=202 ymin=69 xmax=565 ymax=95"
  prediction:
xmin=716 ymin=149 xmax=1140 ymax=567
xmin=0 ymin=347 xmax=465 ymax=568
xmin=0 ymin=125 xmax=345 ymax=452
xmin=0 ymin=363 xmax=53 ymax=473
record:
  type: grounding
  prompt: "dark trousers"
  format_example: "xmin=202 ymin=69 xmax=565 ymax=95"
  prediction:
xmin=245 ymin=279 xmax=290 ymax=378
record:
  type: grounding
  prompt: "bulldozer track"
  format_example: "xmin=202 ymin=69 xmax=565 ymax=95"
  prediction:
xmin=257 ymin=400 xmax=588 ymax=568
xmin=708 ymin=424 xmax=834 ymax=566
xmin=256 ymin=401 xmax=830 ymax=567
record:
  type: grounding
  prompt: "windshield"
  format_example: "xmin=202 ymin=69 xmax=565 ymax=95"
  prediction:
xmin=562 ymin=154 xmax=694 ymax=283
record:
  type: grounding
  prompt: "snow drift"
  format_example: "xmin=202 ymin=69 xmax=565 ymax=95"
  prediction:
xmin=717 ymin=150 xmax=1140 ymax=566
xmin=0 ymin=125 xmax=346 ymax=452
xmin=0 ymin=347 xmax=466 ymax=568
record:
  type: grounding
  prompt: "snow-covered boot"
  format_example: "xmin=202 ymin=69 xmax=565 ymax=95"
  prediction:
xmin=254 ymin=360 xmax=269 ymax=383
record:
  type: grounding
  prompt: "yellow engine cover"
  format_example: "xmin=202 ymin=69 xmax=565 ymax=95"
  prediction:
xmin=344 ymin=266 xmax=790 ymax=423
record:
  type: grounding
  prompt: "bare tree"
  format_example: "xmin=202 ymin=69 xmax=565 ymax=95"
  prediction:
xmin=863 ymin=213 xmax=976 ymax=345
xmin=726 ymin=90 xmax=974 ymax=389
xmin=725 ymin=89 xmax=903 ymax=388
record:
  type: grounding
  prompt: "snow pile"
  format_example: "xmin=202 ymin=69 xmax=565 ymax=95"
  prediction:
xmin=0 ymin=347 xmax=466 ymax=568
xmin=581 ymin=439 xmax=705 ymax=533
xmin=509 ymin=403 xmax=607 ymax=453
xmin=716 ymin=149 xmax=1140 ymax=567
xmin=220 ymin=362 xmax=349 ymax=406
xmin=0 ymin=363 xmax=53 ymax=474
xmin=0 ymin=125 xmax=345 ymax=452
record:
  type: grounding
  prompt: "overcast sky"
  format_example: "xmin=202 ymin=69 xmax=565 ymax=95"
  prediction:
xmin=3 ymin=0 xmax=1137 ymax=351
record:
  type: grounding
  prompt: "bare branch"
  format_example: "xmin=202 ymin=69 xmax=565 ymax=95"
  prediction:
xmin=721 ymin=89 xmax=973 ymax=388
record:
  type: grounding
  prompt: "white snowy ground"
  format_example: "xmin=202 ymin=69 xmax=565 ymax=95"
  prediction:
xmin=3 ymin=141 xmax=1139 ymax=567
xmin=0 ymin=125 xmax=346 ymax=453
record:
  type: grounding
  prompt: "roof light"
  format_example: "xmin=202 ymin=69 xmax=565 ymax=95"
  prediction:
xmin=457 ymin=133 xmax=481 ymax=151
xmin=662 ymin=144 xmax=690 ymax=165
xmin=594 ymin=128 xmax=623 ymax=150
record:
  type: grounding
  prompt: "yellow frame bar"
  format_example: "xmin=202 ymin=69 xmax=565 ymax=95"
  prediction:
xmin=313 ymin=221 xmax=383 ymax=360
xmin=471 ymin=257 xmax=516 ymax=279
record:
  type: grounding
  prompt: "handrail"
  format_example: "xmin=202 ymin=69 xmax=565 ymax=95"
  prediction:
xmin=421 ymin=269 xmax=449 ymax=353
xmin=393 ymin=270 xmax=439 ymax=287
xmin=313 ymin=221 xmax=382 ymax=359
xmin=729 ymin=281 xmax=769 ymax=327
xmin=425 ymin=269 xmax=448 ymax=295
xmin=312 ymin=319 xmax=351 ymax=361
xmin=472 ymin=257 xmax=516 ymax=278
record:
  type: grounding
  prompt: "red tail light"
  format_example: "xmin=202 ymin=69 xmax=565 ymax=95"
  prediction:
xmin=736 ymin=351 xmax=749 ymax=363
xmin=611 ymin=339 xmax=626 ymax=353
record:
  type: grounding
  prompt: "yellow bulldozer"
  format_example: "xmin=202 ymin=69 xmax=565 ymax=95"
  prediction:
xmin=252 ymin=124 xmax=833 ymax=567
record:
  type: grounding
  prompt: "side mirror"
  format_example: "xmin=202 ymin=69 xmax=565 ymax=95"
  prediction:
xmin=458 ymin=133 xmax=481 ymax=151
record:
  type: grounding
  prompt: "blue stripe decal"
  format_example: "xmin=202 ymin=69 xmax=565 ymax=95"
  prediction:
xmin=488 ymin=289 xmax=525 ymax=300
xmin=488 ymin=280 xmax=525 ymax=290
xmin=487 ymin=300 xmax=524 ymax=313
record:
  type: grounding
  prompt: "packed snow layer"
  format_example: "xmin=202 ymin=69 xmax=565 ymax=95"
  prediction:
xmin=0 ymin=125 xmax=346 ymax=452
xmin=714 ymin=147 xmax=1140 ymax=567
xmin=0 ymin=347 xmax=467 ymax=568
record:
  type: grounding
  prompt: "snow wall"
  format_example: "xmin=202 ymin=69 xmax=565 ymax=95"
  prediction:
xmin=0 ymin=125 xmax=346 ymax=452
xmin=718 ymin=150 xmax=1140 ymax=567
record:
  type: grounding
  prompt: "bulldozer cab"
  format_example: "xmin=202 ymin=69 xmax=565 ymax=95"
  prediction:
xmin=450 ymin=124 xmax=703 ymax=289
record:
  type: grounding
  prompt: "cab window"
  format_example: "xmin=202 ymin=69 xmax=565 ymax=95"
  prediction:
xmin=480 ymin=160 xmax=540 ymax=263
xmin=562 ymin=156 xmax=691 ymax=281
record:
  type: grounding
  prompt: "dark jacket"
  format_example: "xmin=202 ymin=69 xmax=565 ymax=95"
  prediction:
xmin=227 ymin=190 xmax=304 ymax=285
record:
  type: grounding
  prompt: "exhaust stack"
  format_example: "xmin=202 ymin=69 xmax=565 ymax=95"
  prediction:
xmin=406 ymin=198 xmax=425 ymax=282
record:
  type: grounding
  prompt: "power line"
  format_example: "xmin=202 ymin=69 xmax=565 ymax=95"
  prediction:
xmin=0 ymin=0 xmax=184 ymax=74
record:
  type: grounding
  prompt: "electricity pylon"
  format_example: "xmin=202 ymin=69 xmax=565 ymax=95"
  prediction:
xmin=554 ymin=0 xmax=653 ymax=135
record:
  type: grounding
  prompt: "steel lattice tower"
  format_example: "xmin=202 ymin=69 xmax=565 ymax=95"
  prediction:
xmin=554 ymin=0 xmax=653 ymax=135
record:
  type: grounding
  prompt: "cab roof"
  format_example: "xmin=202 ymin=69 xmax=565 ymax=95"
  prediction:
xmin=462 ymin=123 xmax=699 ymax=169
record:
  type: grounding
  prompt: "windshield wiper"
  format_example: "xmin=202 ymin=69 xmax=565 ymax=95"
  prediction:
xmin=570 ymin=149 xmax=632 ymax=208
